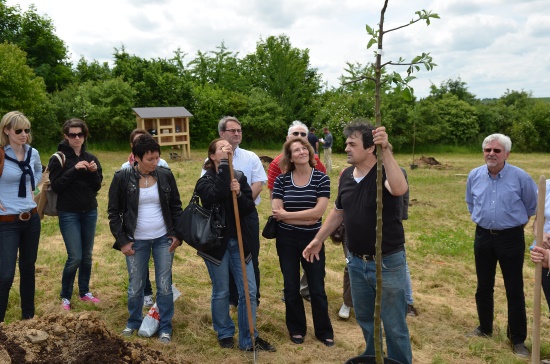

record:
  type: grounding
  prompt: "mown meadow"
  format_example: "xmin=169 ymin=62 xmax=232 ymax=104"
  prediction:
xmin=4 ymin=147 xmax=550 ymax=363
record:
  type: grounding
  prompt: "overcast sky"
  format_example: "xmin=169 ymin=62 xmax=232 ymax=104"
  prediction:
xmin=7 ymin=0 xmax=550 ymax=99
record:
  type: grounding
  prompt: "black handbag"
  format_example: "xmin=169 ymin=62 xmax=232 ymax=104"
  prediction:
xmin=262 ymin=215 xmax=278 ymax=239
xmin=176 ymin=192 xmax=225 ymax=251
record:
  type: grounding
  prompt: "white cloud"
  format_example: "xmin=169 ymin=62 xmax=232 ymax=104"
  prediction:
xmin=5 ymin=0 xmax=549 ymax=98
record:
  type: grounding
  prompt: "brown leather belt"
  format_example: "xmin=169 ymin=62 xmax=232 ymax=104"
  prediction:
xmin=0 ymin=207 xmax=38 ymax=222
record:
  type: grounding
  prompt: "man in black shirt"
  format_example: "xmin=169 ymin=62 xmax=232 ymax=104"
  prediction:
xmin=303 ymin=121 xmax=412 ymax=364
xmin=307 ymin=127 xmax=319 ymax=155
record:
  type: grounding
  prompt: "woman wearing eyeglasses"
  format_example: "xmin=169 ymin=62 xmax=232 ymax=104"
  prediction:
xmin=0 ymin=111 xmax=42 ymax=322
xmin=48 ymin=118 xmax=103 ymax=311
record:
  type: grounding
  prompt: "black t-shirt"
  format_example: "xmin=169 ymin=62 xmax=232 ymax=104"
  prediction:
xmin=335 ymin=165 xmax=404 ymax=255
xmin=307 ymin=132 xmax=319 ymax=154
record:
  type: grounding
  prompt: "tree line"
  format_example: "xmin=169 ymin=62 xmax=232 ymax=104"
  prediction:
xmin=1 ymin=1 xmax=549 ymax=152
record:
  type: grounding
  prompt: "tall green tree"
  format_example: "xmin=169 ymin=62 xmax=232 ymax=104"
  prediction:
xmin=410 ymin=94 xmax=478 ymax=145
xmin=0 ymin=42 xmax=57 ymax=145
xmin=113 ymin=46 xmax=192 ymax=108
xmin=74 ymin=57 xmax=113 ymax=83
xmin=187 ymin=42 xmax=246 ymax=92
xmin=242 ymin=35 xmax=322 ymax=123
xmin=429 ymin=77 xmax=477 ymax=105
xmin=49 ymin=78 xmax=135 ymax=140
xmin=0 ymin=1 xmax=73 ymax=92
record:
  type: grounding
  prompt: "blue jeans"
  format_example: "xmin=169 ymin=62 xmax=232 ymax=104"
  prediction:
xmin=58 ymin=209 xmax=98 ymax=300
xmin=0 ymin=214 xmax=40 ymax=322
xmin=405 ymin=261 xmax=413 ymax=305
xmin=348 ymin=250 xmax=412 ymax=364
xmin=276 ymin=229 xmax=333 ymax=340
xmin=204 ymin=238 xmax=258 ymax=350
xmin=126 ymin=235 xmax=174 ymax=335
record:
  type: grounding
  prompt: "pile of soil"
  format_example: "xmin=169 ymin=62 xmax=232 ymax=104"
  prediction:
xmin=0 ymin=312 xmax=168 ymax=364
xmin=412 ymin=155 xmax=449 ymax=169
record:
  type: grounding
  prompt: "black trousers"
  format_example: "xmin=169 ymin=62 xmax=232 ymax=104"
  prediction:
xmin=474 ymin=225 xmax=526 ymax=344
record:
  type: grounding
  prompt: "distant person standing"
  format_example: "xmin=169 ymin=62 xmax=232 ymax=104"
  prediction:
xmin=307 ymin=127 xmax=319 ymax=155
xmin=465 ymin=133 xmax=537 ymax=359
xmin=320 ymin=127 xmax=333 ymax=174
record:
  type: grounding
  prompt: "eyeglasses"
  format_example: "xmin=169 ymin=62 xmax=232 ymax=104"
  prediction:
xmin=483 ymin=148 xmax=502 ymax=154
xmin=224 ymin=129 xmax=242 ymax=134
xmin=291 ymin=131 xmax=307 ymax=137
xmin=14 ymin=129 xmax=31 ymax=135
xmin=67 ymin=132 xmax=85 ymax=139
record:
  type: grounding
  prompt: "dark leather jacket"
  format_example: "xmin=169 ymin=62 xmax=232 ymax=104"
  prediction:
xmin=108 ymin=166 xmax=183 ymax=250
xmin=195 ymin=160 xmax=256 ymax=265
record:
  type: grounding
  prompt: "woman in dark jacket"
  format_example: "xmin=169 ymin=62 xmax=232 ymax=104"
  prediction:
xmin=49 ymin=118 xmax=102 ymax=311
xmin=107 ymin=134 xmax=182 ymax=343
xmin=195 ymin=138 xmax=274 ymax=352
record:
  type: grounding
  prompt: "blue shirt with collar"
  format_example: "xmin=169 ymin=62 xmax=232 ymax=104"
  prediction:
xmin=0 ymin=144 xmax=42 ymax=215
xmin=466 ymin=162 xmax=537 ymax=230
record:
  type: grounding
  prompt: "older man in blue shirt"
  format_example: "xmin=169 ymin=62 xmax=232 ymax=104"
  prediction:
xmin=465 ymin=133 xmax=537 ymax=358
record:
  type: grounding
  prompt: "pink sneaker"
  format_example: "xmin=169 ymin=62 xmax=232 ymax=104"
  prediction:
xmin=80 ymin=292 xmax=100 ymax=303
xmin=62 ymin=298 xmax=71 ymax=311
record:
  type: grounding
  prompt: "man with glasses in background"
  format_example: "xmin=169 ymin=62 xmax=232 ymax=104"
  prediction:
xmin=465 ymin=133 xmax=537 ymax=358
xmin=201 ymin=116 xmax=266 ymax=308
xmin=267 ymin=120 xmax=326 ymax=302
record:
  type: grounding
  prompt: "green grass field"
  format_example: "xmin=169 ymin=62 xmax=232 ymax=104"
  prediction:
xmin=4 ymin=147 xmax=550 ymax=363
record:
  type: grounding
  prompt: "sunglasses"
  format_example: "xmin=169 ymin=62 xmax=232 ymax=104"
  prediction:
xmin=291 ymin=131 xmax=307 ymax=137
xmin=483 ymin=148 xmax=502 ymax=154
xmin=14 ymin=129 xmax=31 ymax=135
xmin=67 ymin=132 xmax=85 ymax=139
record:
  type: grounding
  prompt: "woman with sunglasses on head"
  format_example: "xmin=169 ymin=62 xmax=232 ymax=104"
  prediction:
xmin=0 ymin=111 xmax=42 ymax=322
xmin=48 ymin=118 xmax=103 ymax=311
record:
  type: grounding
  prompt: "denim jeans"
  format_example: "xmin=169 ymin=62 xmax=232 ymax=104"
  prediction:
xmin=125 ymin=235 xmax=174 ymax=335
xmin=58 ymin=209 xmax=98 ymax=300
xmin=474 ymin=225 xmax=526 ymax=344
xmin=0 ymin=214 xmax=40 ymax=322
xmin=204 ymin=238 xmax=258 ymax=350
xmin=229 ymin=211 xmax=261 ymax=305
xmin=405 ymin=261 xmax=413 ymax=305
xmin=276 ymin=229 xmax=333 ymax=340
xmin=347 ymin=250 xmax=412 ymax=364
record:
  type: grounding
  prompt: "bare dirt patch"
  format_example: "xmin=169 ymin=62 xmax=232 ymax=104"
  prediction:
xmin=412 ymin=155 xmax=450 ymax=169
xmin=0 ymin=312 xmax=168 ymax=364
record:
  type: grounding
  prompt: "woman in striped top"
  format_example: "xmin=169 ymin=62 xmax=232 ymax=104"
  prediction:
xmin=272 ymin=137 xmax=334 ymax=347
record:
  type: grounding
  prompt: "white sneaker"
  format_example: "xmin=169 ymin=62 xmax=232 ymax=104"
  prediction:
xmin=338 ymin=303 xmax=351 ymax=319
xmin=143 ymin=295 xmax=154 ymax=308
